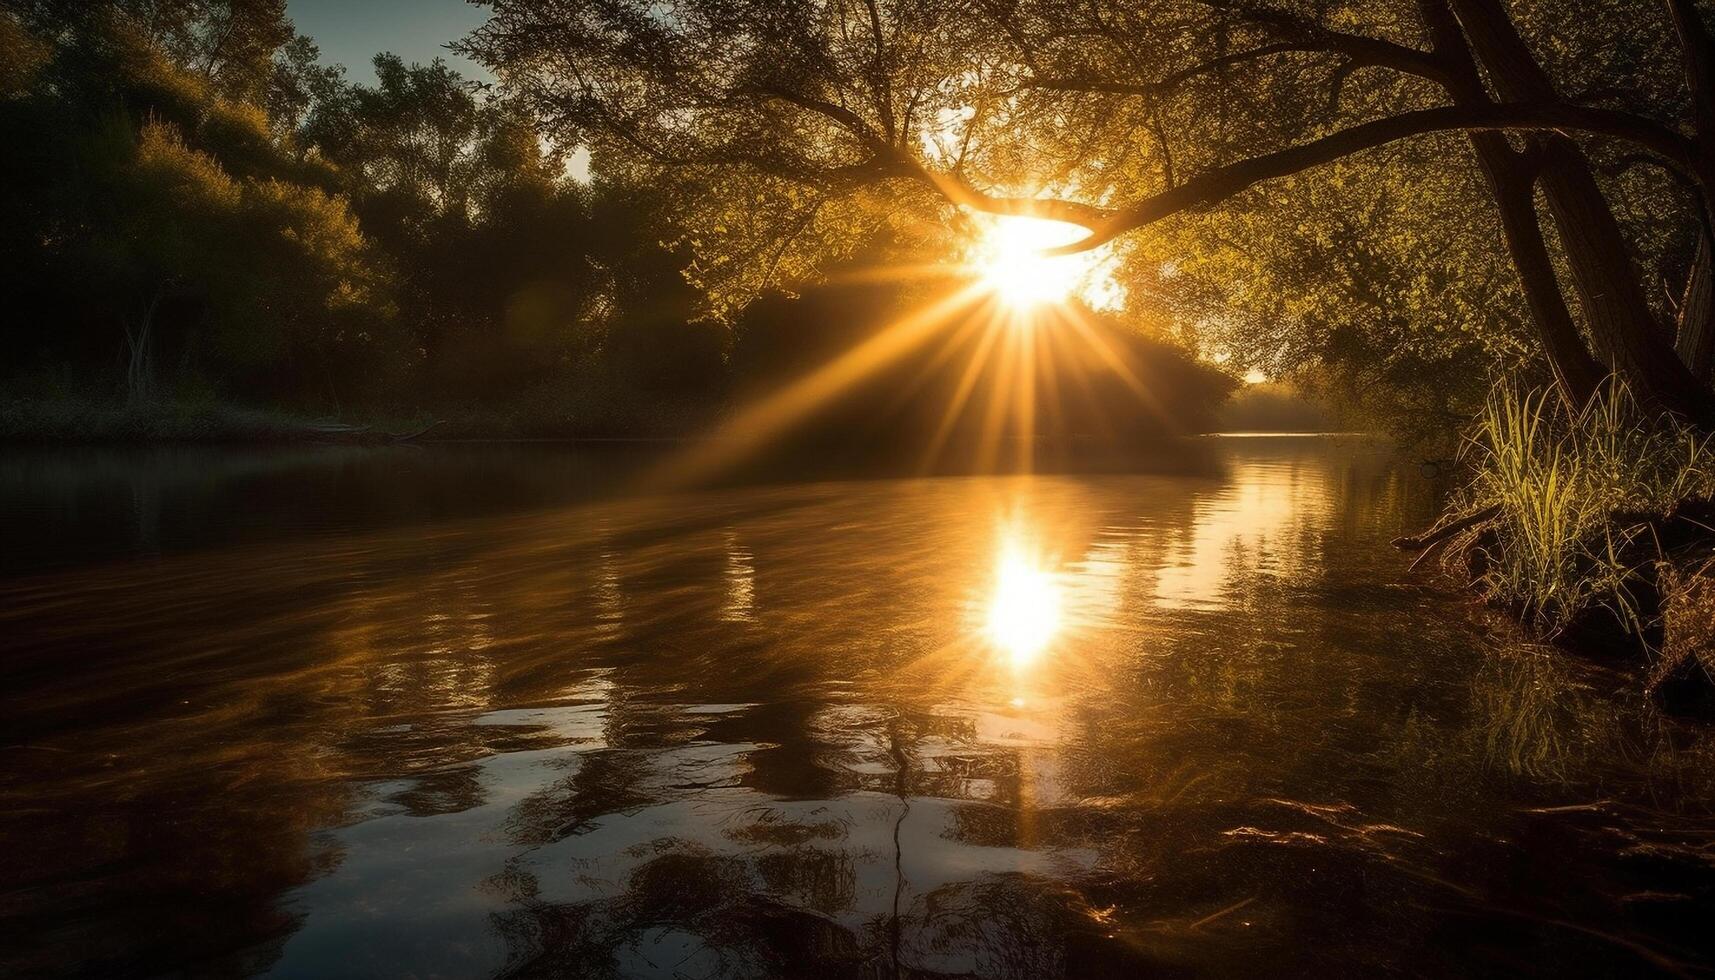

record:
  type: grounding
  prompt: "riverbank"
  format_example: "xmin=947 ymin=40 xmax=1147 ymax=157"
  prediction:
xmin=1394 ymin=382 xmax=1715 ymax=710
xmin=0 ymin=393 xmax=717 ymax=445
xmin=0 ymin=392 xmax=1257 ymax=462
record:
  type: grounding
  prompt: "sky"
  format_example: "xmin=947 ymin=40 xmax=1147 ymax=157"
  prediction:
xmin=284 ymin=0 xmax=592 ymax=179
xmin=285 ymin=0 xmax=492 ymax=85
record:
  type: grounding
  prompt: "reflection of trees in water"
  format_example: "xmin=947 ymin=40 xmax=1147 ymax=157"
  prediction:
xmin=3 ymin=444 xmax=648 ymax=574
xmin=905 ymin=874 xmax=1127 ymax=980
xmin=491 ymin=849 xmax=883 ymax=979
xmin=505 ymin=749 xmax=662 ymax=845
xmin=488 ymin=852 xmax=1166 ymax=979
xmin=753 ymin=846 xmax=858 ymax=916
xmin=475 ymin=455 xmax=1709 ymax=976
xmin=705 ymin=698 xmax=860 ymax=800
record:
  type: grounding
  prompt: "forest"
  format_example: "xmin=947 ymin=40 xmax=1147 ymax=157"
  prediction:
xmin=0 ymin=0 xmax=1232 ymax=445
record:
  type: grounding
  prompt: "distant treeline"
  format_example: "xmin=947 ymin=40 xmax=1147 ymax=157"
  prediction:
xmin=0 ymin=2 xmax=1232 ymax=442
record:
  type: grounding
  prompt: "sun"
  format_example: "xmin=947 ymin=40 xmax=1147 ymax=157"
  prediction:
xmin=975 ymin=216 xmax=1097 ymax=311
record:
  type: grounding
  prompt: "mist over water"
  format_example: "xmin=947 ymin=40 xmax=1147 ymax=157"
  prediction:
xmin=3 ymin=438 xmax=1713 ymax=977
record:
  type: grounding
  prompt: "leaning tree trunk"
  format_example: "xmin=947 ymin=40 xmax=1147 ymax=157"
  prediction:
xmin=1417 ymin=0 xmax=1605 ymax=406
xmin=1475 ymin=138 xmax=1607 ymax=405
xmin=1451 ymin=0 xmax=1715 ymax=424
xmin=1680 ymin=232 xmax=1715 ymax=380
xmin=1535 ymin=140 xmax=1715 ymax=415
xmin=1668 ymin=0 xmax=1715 ymax=383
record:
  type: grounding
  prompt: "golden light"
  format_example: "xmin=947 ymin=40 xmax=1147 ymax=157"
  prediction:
xmin=986 ymin=541 xmax=1063 ymax=666
xmin=974 ymin=216 xmax=1099 ymax=311
xmin=640 ymin=209 xmax=1151 ymax=490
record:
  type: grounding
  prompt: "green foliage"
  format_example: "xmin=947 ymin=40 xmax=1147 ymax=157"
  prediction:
xmin=1463 ymin=378 xmax=1715 ymax=635
xmin=0 ymin=5 xmax=727 ymax=420
xmin=1127 ymin=137 xmax=1537 ymax=436
xmin=3 ymin=0 xmax=1243 ymax=441
xmin=0 ymin=7 xmax=407 ymax=408
xmin=0 ymin=13 xmax=50 ymax=96
xmin=221 ymin=175 xmax=394 ymax=375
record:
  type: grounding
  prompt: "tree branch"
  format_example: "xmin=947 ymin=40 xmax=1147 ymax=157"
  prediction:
xmin=1188 ymin=0 xmax=1454 ymax=85
xmin=741 ymin=79 xmax=1696 ymax=248
xmin=1040 ymin=102 xmax=1699 ymax=254
xmin=1026 ymin=41 xmax=1330 ymax=99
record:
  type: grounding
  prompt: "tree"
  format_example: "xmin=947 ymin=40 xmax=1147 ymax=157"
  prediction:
xmin=7 ymin=0 xmax=292 ymax=102
xmin=0 ymin=9 xmax=398 ymax=408
xmin=463 ymin=0 xmax=1715 ymax=423
xmin=301 ymin=54 xmax=483 ymax=234
xmin=295 ymin=57 xmax=613 ymax=398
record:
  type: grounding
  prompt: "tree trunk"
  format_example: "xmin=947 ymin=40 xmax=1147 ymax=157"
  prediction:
xmin=1668 ymin=0 xmax=1715 ymax=382
xmin=1535 ymin=138 xmax=1715 ymax=417
xmin=1416 ymin=0 xmax=1604 ymax=406
xmin=1451 ymin=0 xmax=1715 ymax=423
xmin=1669 ymin=0 xmax=1715 ymax=143
xmin=1681 ymin=231 xmax=1715 ymax=380
xmin=1476 ymin=139 xmax=1606 ymax=405
xmin=125 ymin=287 xmax=164 ymax=406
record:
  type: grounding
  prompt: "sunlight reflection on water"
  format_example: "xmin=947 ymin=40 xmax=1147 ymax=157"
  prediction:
xmin=985 ymin=536 xmax=1063 ymax=668
xmin=3 ymin=437 xmax=1715 ymax=978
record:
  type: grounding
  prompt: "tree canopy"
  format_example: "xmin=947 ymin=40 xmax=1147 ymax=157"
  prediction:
xmin=464 ymin=0 xmax=1715 ymax=426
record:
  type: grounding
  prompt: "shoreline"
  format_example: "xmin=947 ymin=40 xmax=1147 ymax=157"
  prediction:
xmin=2 ymin=398 xmax=1369 ymax=448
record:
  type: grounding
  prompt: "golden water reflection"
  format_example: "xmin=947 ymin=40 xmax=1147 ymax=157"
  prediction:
xmin=4 ymin=437 xmax=1715 ymax=978
xmin=984 ymin=536 xmax=1063 ymax=668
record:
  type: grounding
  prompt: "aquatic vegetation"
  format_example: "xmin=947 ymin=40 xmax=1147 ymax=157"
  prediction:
xmin=1455 ymin=378 xmax=1715 ymax=644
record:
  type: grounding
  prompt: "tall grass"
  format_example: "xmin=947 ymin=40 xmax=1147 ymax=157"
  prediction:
xmin=1462 ymin=378 xmax=1715 ymax=637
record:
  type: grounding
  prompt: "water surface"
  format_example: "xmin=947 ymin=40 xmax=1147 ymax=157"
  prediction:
xmin=3 ymin=438 xmax=1713 ymax=977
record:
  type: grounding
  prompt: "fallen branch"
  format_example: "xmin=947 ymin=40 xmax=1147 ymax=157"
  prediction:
xmin=391 ymin=419 xmax=443 ymax=442
xmin=304 ymin=421 xmax=371 ymax=435
xmin=1392 ymin=504 xmax=1501 ymax=551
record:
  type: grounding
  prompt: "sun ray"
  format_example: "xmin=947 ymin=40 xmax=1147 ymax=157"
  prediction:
xmin=1058 ymin=303 xmax=1183 ymax=434
xmin=1032 ymin=310 xmax=1071 ymax=449
xmin=879 ymin=301 xmax=996 ymax=423
xmin=1053 ymin=322 xmax=1121 ymax=445
xmin=920 ymin=310 xmax=1008 ymax=472
xmin=1013 ymin=313 xmax=1038 ymax=472
xmin=642 ymin=284 xmax=988 ymax=489
xmin=643 ymin=212 xmax=1155 ymax=489
xmin=976 ymin=312 xmax=1024 ymax=473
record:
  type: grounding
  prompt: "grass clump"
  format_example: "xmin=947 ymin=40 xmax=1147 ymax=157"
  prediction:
xmin=1458 ymin=378 xmax=1715 ymax=639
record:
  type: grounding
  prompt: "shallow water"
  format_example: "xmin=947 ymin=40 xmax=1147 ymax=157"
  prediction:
xmin=2 ymin=437 xmax=1713 ymax=978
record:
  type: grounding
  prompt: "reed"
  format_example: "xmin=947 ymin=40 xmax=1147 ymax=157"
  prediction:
xmin=1462 ymin=378 xmax=1715 ymax=637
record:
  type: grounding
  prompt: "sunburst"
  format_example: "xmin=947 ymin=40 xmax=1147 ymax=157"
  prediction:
xmin=971 ymin=216 xmax=1104 ymax=312
xmin=641 ymin=209 xmax=1166 ymax=487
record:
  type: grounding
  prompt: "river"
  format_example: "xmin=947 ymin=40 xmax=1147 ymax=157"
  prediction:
xmin=2 ymin=437 xmax=1712 ymax=977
